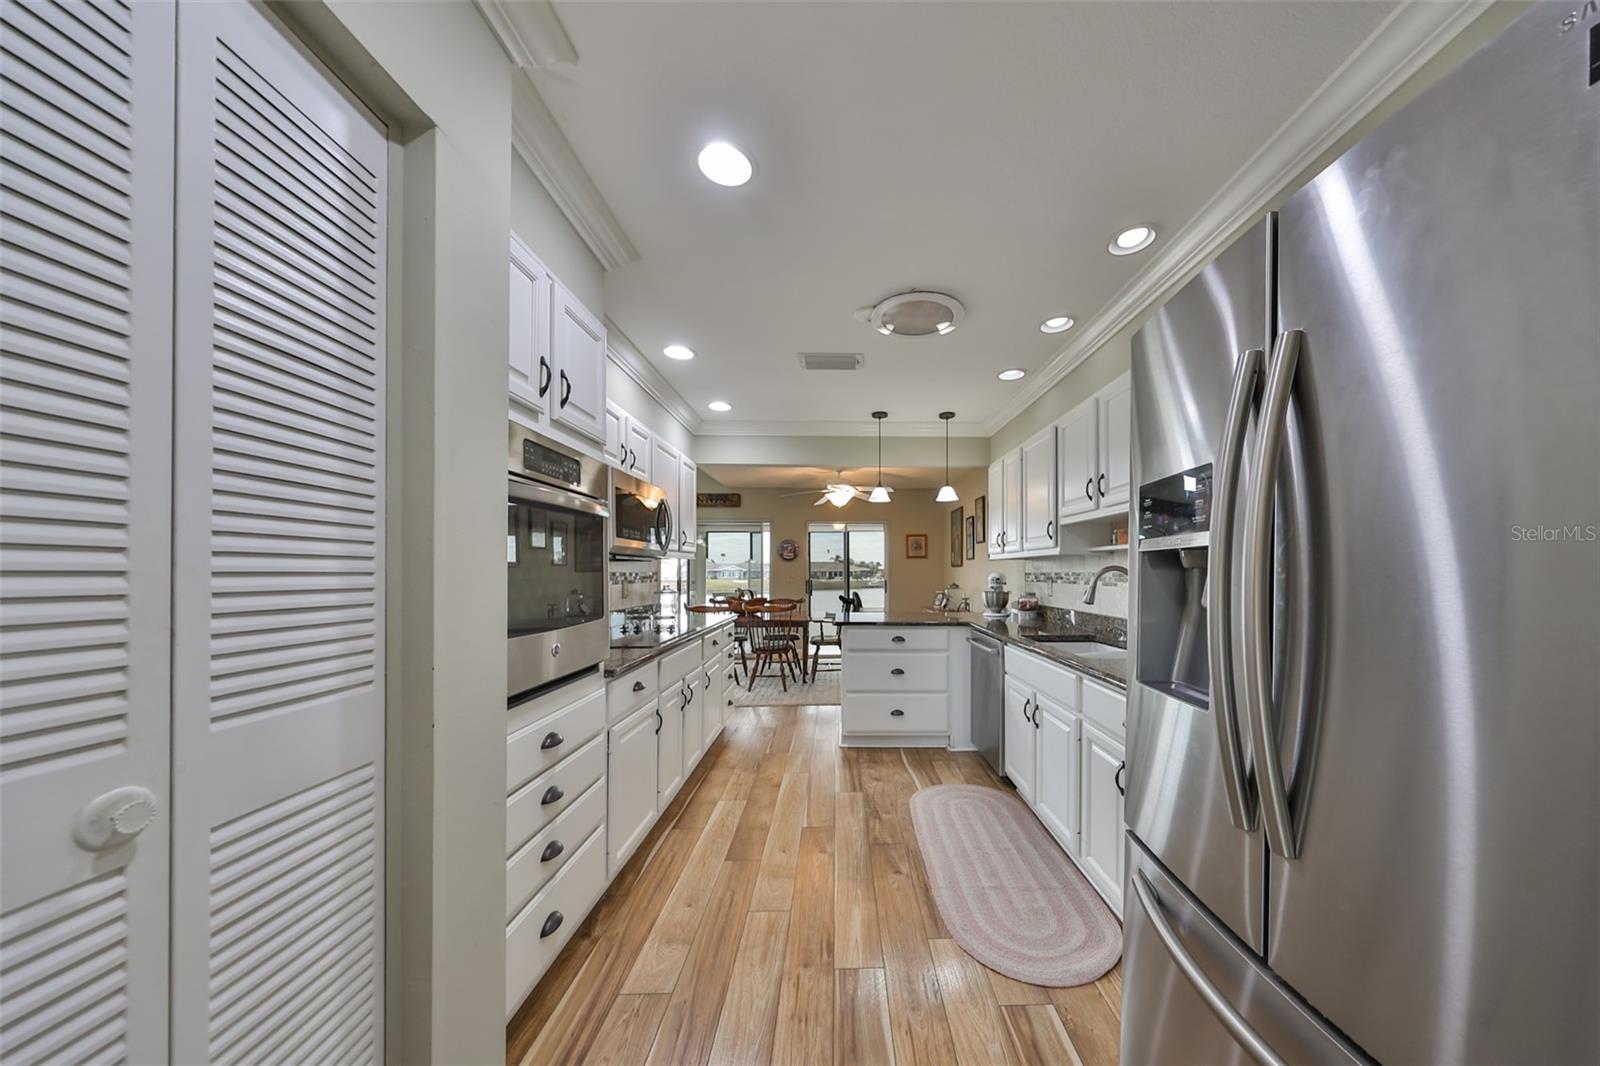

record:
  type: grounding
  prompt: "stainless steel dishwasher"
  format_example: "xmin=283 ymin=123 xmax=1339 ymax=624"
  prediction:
xmin=968 ymin=633 xmax=1004 ymax=777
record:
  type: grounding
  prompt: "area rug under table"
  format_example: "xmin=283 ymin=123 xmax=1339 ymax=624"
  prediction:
xmin=909 ymin=783 xmax=1122 ymax=986
xmin=731 ymin=672 xmax=840 ymax=706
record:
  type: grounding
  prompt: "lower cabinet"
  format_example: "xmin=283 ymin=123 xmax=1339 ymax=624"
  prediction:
xmin=657 ymin=684 xmax=686 ymax=805
xmin=682 ymin=675 xmax=704 ymax=771
xmin=607 ymin=702 xmax=660 ymax=877
xmin=1002 ymin=677 xmax=1038 ymax=805
xmin=1079 ymin=720 xmax=1126 ymax=912
xmin=1033 ymin=694 xmax=1081 ymax=855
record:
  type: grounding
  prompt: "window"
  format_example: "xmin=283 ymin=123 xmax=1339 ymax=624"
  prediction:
xmin=704 ymin=526 xmax=769 ymax=597
xmin=807 ymin=523 xmax=886 ymax=617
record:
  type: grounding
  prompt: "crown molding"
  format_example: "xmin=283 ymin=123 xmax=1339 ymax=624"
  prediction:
xmin=604 ymin=319 xmax=702 ymax=435
xmin=696 ymin=419 xmax=991 ymax=438
xmin=474 ymin=0 xmax=577 ymax=69
xmin=981 ymin=0 xmax=1493 ymax=437
xmin=512 ymin=75 xmax=640 ymax=272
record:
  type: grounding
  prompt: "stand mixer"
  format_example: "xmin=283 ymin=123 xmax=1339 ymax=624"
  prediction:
xmin=982 ymin=572 xmax=1011 ymax=619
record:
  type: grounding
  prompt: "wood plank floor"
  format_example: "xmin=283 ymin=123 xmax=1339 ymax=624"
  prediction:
xmin=507 ymin=704 xmax=1123 ymax=1066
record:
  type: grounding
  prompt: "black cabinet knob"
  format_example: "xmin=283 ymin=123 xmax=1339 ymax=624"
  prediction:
xmin=540 ymin=911 xmax=564 ymax=938
xmin=890 ymin=708 xmax=905 ymax=717
xmin=540 ymin=785 xmax=564 ymax=806
xmin=890 ymin=668 xmax=905 ymax=676
xmin=541 ymin=840 xmax=564 ymax=863
xmin=540 ymin=731 xmax=563 ymax=750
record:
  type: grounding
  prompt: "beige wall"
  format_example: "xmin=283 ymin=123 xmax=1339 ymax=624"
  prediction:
xmin=698 ymin=485 xmax=962 ymax=614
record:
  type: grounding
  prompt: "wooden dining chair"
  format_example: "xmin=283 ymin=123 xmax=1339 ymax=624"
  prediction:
xmin=809 ymin=616 xmax=842 ymax=680
xmin=745 ymin=617 xmax=804 ymax=692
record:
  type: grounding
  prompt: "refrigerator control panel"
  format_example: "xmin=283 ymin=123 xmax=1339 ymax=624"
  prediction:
xmin=1138 ymin=464 xmax=1213 ymax=544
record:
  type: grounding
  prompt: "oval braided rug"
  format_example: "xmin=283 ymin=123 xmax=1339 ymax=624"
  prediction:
xmin=909 ymin=784 xmax=1121 ymax=986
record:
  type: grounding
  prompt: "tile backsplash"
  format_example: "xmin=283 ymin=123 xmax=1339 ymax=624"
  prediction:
xmin=1021 ymin=553 xmax=1130 ymax=619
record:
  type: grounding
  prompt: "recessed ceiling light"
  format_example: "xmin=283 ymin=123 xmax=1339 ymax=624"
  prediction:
xmin=935 ymin=321 xmax=955 ymax=336
xmin=1109 ymin=225 xmax=1156 ymax=256
xmin=1040 ymin=315 xmax=1075 ymax=334
xmin=663 ymin=344 xmax=695 ymax=361
xmin=877 ymin=324 xmax=894 ymax=336
xmin=697 ymin=141 xmax=752 ymax=187
xmin=998 ymin=368 xmax=1026 ymax=381
xmin=707 ymin=400 xmax=731 ymax=412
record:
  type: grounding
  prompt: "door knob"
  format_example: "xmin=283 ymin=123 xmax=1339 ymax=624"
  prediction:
xmin=74 ymin=786 xmax=159 ymax=851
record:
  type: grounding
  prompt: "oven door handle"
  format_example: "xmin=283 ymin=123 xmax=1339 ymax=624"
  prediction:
xmin=509 ymin=475 xmax=609 ymax=518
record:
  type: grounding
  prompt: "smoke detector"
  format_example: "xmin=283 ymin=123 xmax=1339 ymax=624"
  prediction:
xmin=859 ymin=290 xmax=965 ymax=337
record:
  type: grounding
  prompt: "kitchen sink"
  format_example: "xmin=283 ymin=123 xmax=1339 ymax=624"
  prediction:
xmin=1030 ymin=637 xmax=1125 ymax=657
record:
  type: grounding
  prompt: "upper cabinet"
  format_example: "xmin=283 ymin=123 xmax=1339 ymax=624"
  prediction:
xmin=987 ymin=459 xmax=1006 ymax=555
xmin=1096 ymin=374 xmax=1131 ymax=510
xmin=677 ymin=455 xmax=697 ymax=555
xmin=603 ymin=400 xmax=627 ymax=468
xmin=1020 ymin=425 xmax=1058 ymax=553
xmin=551 ymin=281 xmax=607 ymax=442
xmin=1055 ymin=398 xmax=1098 ymax=520
xmin=652 ymin=438 xmax=681 ymax=540
xmin=508 ymin=235 xmax=552 ymax=417
xmin=623 ymin=415 xmax=651 ymax=479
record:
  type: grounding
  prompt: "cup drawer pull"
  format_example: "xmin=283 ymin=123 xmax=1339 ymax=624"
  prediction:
xmin=540 ymin=731 xmax=564 ymax=750
xmin=540 ymin=911 xmax=563 ymax=938
xmin=541 ymin=840 xmax=565 ymax=863
xmin=890 ymin=668 xmax=905 ymax=676
xmin=891 ymin=635 xmax=906 ymax=643
xmin=541 ymin=785 xmax=564 ymax=806
xmin=890 ymin=708 xmax=905 ymax=717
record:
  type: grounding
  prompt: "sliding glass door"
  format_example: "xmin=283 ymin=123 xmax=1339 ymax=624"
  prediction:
xmin=808 ymin=524 xmax=886 ymax=616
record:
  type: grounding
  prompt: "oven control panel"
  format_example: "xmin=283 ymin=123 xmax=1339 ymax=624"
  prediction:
xmin=522 ymin=438 xmax=581 ymax=486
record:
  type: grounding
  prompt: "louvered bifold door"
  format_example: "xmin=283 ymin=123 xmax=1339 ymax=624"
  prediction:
xmin=168 ymin=3 xmax=387 ymax=1063
xmin=0 ymin=2 xmax=175 ymax=1063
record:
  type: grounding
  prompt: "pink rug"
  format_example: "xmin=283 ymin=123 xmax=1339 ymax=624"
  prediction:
xmin=909 ymin=784 xmax=1121 ymax=986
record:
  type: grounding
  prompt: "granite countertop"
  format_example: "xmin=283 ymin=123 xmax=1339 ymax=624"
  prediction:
xmin=603 ymin=612 xmax=734 ymax=678
xmin=837 ymin=609 xmax=1128 ymax=691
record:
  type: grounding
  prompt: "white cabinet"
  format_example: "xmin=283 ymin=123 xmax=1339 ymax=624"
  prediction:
xmin=1020 ymin=425 xmax=1058 ymax=553
xmin=624 ymin=416 xmax=652 ymax=479
xmin=551 ymin=280 xmax=607 ymax=442
xmin=1002 ymin=677 xmax=1038 ymax=805
xmin=987 ymin=459 xmax=1007 ymax=554
xmin=1097 ymin=374 xmax=1132 ymax=510
xmin=607 ymin=702 xmax=660 ymax=876
xmin=682 ymin=675 xmax=704 ymax=770
xmin=603 ymin=400 xmax=627 ymax=468
xmin=840 ymin=627 xmax=957 ymax=744
xmin=653 ymin=438 xmax=681 ymax=530
xmin=657 ymin=684 xmax=686 ymax=805
xmin=1056 ymin=398 xmax=1099 ymax=519
xmin=677 ymin=455 xmax=698 ymax=555
xmin=1080 ymin=719 xmax=1126 ymax=913
xmin=1001 ymin=451 xmax=1022 ymax=557
xmin=509 ymin=235 xmax=553 ymax=416
xmin=1034 ymin=695 xmax=1081 ymax=855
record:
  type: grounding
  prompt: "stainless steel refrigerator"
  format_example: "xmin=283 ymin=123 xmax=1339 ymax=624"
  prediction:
xmin=1122 ymin=5 xmax=1599 ymax=1063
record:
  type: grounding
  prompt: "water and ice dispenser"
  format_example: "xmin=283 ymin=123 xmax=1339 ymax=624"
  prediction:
xmin=1135 ymin=464 xmax=1215 ymax=706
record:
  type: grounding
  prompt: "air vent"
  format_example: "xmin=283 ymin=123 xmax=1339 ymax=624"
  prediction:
xmin=798 ymin=352 xmax=865 ymax=371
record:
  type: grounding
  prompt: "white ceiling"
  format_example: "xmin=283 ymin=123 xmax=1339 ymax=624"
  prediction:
xmin=701 ymin=464 xmax=982 ymax=491
xmin=532 ymin=1 xmax=1397 ymax=432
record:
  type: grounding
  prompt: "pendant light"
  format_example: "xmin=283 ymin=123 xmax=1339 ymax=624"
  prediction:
xmin=935 ymin=411 xmax=959 ymax=502
xmin=868 ymin=411 xmax=891 ymax=503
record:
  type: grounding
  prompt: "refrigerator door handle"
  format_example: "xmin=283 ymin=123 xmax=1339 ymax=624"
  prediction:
xmin=1208 ymin=346 xmax=1263 ymax=832
xmin=1242 ymin=329 xmax=1304 ymax=860
xmin=1132 ymin=871 xmax=1288 ymax=1066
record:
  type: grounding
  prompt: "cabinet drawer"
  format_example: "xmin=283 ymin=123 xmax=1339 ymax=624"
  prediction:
xmin=843 ymin=626 xmax=949 ymax=652
xmin=506 ymin=826 xmax=606 ymax=1018
xmin=607 ymin=662 xmax=658 ymax=723
xmin=843 ymin=650 xmax=947 ymax=692
xmin=1005 ymin=645 xmax=1079 ymax=709
xmin=842 ymin=692 xmax=948 ymax=734
xmin=702 ymin=627 xmax=732 ymax=660
xmin=508 ymin=687 xmax=606 ymax=792
xmin=659 ymin=642 xmax=702 ymax=687
xmin=506 ymin=774 xmax=605 ymax=920
xmin=507 ymin=732 xmax=605 ymax=852
xmin=1082 ymin=677 xmax=1126 ymax=737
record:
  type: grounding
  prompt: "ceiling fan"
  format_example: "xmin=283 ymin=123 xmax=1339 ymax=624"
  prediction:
xmin=780 ymin=470 xmax=893 ymax=508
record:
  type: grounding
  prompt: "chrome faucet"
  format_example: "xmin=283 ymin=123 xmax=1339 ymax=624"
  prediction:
xmin=1084 ymin=564 xmax=1128 ymax=605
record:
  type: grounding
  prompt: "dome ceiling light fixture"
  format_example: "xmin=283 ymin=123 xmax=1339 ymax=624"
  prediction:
xmin=868 ymin=411 xmax=892 ymax=503
xmin=864 ymin=290 xmax=966 ymax=338
xmin=935 ymin=411 xmax=959 ymax=503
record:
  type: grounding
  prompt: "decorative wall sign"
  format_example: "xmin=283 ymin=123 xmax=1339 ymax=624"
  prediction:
xmin=950 ymin=507 xmax=964 ymax=568
xmin=905 ymin=533 xmax=928 ymax=559
xmin=698 ymin=492 xmax=742 ymax=508
xmin=778 ymin=538 xmax=800 ymax=561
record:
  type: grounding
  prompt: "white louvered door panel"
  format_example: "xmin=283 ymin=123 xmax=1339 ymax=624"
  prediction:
xmin=168 ymin=3 xmax=387 ymax=1063
xmin=0 ymin=2 xmax=174 ymax=1063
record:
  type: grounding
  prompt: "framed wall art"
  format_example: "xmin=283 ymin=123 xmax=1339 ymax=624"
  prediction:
xmin=905 ymin=533 xmax=928 ymax=559
xmin=949 ymin=507 xmax=964 ymax=567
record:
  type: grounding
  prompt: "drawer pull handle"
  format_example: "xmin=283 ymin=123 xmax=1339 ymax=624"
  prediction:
xmin=541 ymin=840 xmax=565 ymax=863
xmin=633 ymin=680 xmax=646 ymax=692
xmin=1115 ymin=761 xmax=1126 ymax=796
xmin=890 ymin=708 xmax=905 ymax=717
xmin=890 ymin=668 xmax=905 ymax=676
xmin=891 ymin=635 xmax=906 ymax=644
xmin=540 ymin=731 xmax=564 ymax=750
xmin=540 ymin=911 xmax=564 ymax=938
xmin=541 ymin=785 xmax=564 ymax=806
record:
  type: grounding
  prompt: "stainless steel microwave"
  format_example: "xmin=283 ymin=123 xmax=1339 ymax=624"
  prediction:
xmin=610 ymin=470 xmax=673 ymax=558
xmin=507 ymin=423 xmax=609 ymax=699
